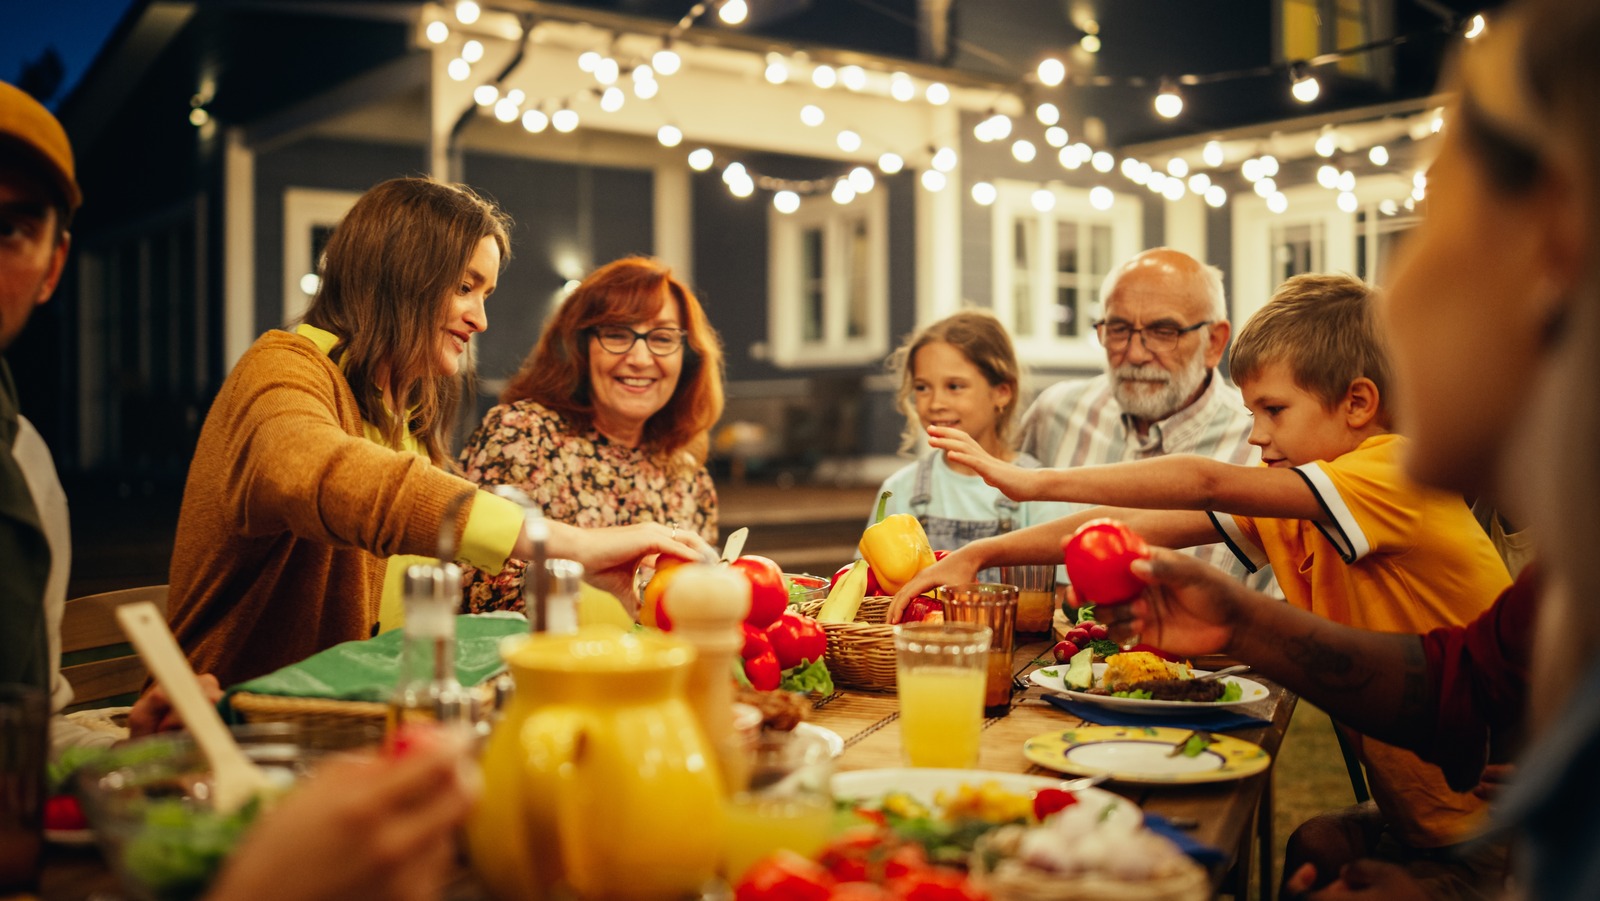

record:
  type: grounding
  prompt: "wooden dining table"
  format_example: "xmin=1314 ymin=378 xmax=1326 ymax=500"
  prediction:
xmin=37 ymin=638 xmax=1296 ymax=901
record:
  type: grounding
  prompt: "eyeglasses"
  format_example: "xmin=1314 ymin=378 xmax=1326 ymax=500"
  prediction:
xmin=1092 ymin=319 xmax=1210 ymax=353
xmin=591 ymin=325 xmax=688 ymax=356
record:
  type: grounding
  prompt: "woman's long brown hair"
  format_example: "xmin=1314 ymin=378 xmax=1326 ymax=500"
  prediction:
xmin=302 ymin=177 xmax=511 ymax=466
xmin=500 ymin=256 xmax=724 ymax=463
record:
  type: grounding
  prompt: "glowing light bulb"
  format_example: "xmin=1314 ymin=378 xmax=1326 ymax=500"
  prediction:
xmin=1187 ymin=173 xmax=1211 ymax=194
xmin=1267 ymin=191 xmax=1289 ymax=214
xmin=634 ymin=78 xmax=659 ymax=99
xmin=1154 ymin=81 xmax=1183 ymax=119
xmin=522 ymin=109 xmax=549 ymax=132
xmin=578 ymin=51 xmax=601 ymax=73
xmin=1147 ymin=172 xmax=1169 ymax=193
xmin=425 ymin=21 xmax=449 ymax=44
xmin=474 ymin=85 xmax=498 ymax=106
xmin=931 ymin=147 xmax=958 ymax=172
xmin=1120 ymin=158 xmax=1140 ymax=179
xmin=1045 ymin=126 xmax=1068 ymax=147
xmin=812 ymin=65 xmax=837 ymax=89
xmin=800 ymin=104 xmax=824 ymax=127
xmin=1254 ymin=177 xmax=1276 ymax=198
xmin=654 ymin=48 xmax=681 ymax=76
xmin=494 ymin=98 xmax=519 ymax=122
xmin=1037 ymin=58 xmax=1066 ymax=87
xmin=890 ymin=73 xmax=915 ymax=102
xmin=1337 ymin=191 xmax=1358 ymax=213
xmin=722 ymin=162 xmax=746 ymax=184
xmin=189 ymin=107 xmax=209 ymax=127
xmin=1315 ymin=130 xmax=1337 ymax=157
xmin=595 ymin=58 xmax=619 ymax=85
xmin=447 ymin=58 xmax=470 ymax=81
xmin=1317 ymin=165 xmax=1339 ymax=189
xmin=1465 ymin=14 xmax=1486 ymax=39
xmin=462 ymin=40 xmax=483 ymax=63
xmin=551 ymin=108 xmax=579 ymax=132
xmin=455 ymin=0 xmax=480 ymax=25
xmin=1202 ymin=140 xmax=1224 ymax=168
xmin=1080 ymin=34 xmax=1101 ymax=53
xmin=774 ymin=191 xmax=800 ymax=214
xmin=986 ymin=114 xmax=1012 ymax=141
xmin=687 ymin=148 xmax=714 ymax=171
xmin=920 ymin=170 xmax=947 ymax=192
xmin=1162 ymin=179 xmax=1186 ymax=201
xmin=878 ymin=152 xmax=904 ymax=174
xmin=1032 ymin=189 xmax=1056 ymax=212
xmin=1241 ymin=158 xmax=1263 ymax=182
xmin=1167 ymin=158 xmax=1188 ymax=178
xmin=1291 ymin=65 xmax=1320 ymax=103
xmin=719 ymin=0 xmax=748 ymax=25
xmin=971 ymin=182 xmax=997 ymax=206
xmin=632 ymin=65 xmax=654 ymax=83
xmin=840 ymin=65 xmax=866 ymax=91
xmin=1036 ymin=103 xmax=1060 ymax=126
xmin=925 ymin=82 xmax=950 ymax=105
xmin=657 ymin=125 xmax=682 ymax=147
xmin=765 ymin=59 xmax=788 ymax=84
xmin=505 ymin=89 xmax=524 ymax=106
xmin=300 ymin=273 xmax=320 ymax=296
xmin=836 ymin=130 xmax=861 ymax=152
xmin=1338 ymin=170 xmax=1356 ymax=193
xmin=1089 ymin=186 xmax=1114 ymax=210
xmin=1091 ymin=151 xmax=1114 ymax=173
xmin=849 ymin=167 xmax=875 ymax=193
xmin=1059 ymin=147 xmax=1082 ymax=169
xmin=1260 ymin=156 xmax=1279 ymax=177
xmin=1379 ymin=199 xmax=1399 ymax=216
xmin=729 ymin=176 xmax=753 ymax=198
xmin=832 ymin=180 xmax=856 ymax=204
xmin=1012 ymin=140 xmax=1036 ymax=163
xmin=600 ymin=87 xmax=625 ymax=112
xmin=1369 ymin=145 xmax=1389 ymax=166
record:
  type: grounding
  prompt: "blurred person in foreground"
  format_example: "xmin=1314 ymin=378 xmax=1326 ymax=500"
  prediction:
xmin=458 ymin=255 xmax=723 ymax=618
xmin=0 ymin=79 xmax=215 ymax=748
xmin=1092 ymin=2 xmax=1600 ymax=896
xmin=167 ymin=181 xmax=708 ymax=687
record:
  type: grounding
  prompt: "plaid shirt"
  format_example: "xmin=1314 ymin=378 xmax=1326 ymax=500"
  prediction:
xmin=1017 ymin=370 xmax=1278 ymax=593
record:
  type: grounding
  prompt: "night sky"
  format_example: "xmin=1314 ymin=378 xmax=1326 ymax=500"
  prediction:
xmin=2 ymin=0 xmax=138 ymax=109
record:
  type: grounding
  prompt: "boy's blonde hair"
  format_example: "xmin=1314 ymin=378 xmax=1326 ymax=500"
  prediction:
xmin=1229 ymin=273 xmax=1392 ymax=416
xmin=888 ymin=309 xmax=1022 ymax=455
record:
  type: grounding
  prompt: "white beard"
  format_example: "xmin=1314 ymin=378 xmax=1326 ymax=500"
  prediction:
xmin=1109 ymin=351 xmax=1210 ymax=422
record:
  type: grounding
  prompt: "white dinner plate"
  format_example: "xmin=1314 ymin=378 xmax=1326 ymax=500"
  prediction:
xmin=1029 ymin=663 xmax=1269 ymax=716
xmin=831 ymin=767 xmax=1141 ymax=830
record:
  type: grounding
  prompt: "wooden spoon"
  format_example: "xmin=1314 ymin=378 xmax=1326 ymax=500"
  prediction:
xmin=116 ymin=602 xmax=272 ymax=814
xmin=720 ymin=526 xmax=749 ymax=563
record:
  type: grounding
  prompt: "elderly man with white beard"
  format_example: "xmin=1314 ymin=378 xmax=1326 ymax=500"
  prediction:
xmin=1017 ymin=247 xmax=1277 ymax=592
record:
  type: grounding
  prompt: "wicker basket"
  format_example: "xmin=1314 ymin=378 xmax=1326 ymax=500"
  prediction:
xmin=797 ymin=595 xmax=899 ymax=692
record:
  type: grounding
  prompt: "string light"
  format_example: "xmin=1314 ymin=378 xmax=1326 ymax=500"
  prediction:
xmin=925 ymin=82 xmax=950 ymax=105
xmin=1369 ymin=145 xmax=1389 ymax=166
xmin=849 ymin=167 xmax=875 ymax=193
xmin=687 ymin=148 xmax=714 ymax=171
xmin=1267 ymin=191 xmax=1289 ymax=213
xmin=1241 ymin=158 xmax=1264 ymax=182
xmin=1031 ymin=188 xmax=1056 ymax=212
xmin=1080 ymin=34 xmax=1101 ymax=53
xmin=890 ymin=72 xmax=915 ymax=101
xmin=1202 ymin=141 xmax=1224 ymax=168
xmin=1337 ymin=191 xmax=1358 ymax=212
xmin=1091 ymin=151 xmax=1114 ymax=173
xmin=1290 ymin=62 xmax=1320 ymax=103
xmin=931 ymin=147 xmax=958 ymax=172
xmin=657 ymin=125 xmax=683 ymax=146
xmin=1315 ymin=130 xmax=1338 ymax=157
xmin=920 ymin=170 xmax=947 ymax=191
xmin=551 ymin=107 xmax=578 ymax=132
xmin=1161 ymin=179 xmax=1185 ymax=201
xmin=634 ymin=77 xmax=659 ymax=99
xmin=1089 ymin=186 xmax=1114 ymax=210
xmin=521 ymin=109 xmax=548 ymax=132
xmin=1259 ymin=156 xmax=1278 ymax=177
xmin=462 ymin=40 xmax=484 ymax=63
xmin=1317 ymin=165 xmax=1339 ymax=189
xmin=1166 ymin=158 xmax=1188 ymax=178
xmin=718 ymin=0 xmax=748 ymax=26
xmin=1059 ymin=147 xmax=1082 ymax=169
xmin=474 ymin=85 xmax=498 ymax=106
xmin=594 ymin=57 xmax=620 ymax=85
xmin=800 ymin=104 xmax=824 ymax=127
xmin=836 ymin=130 xmax=862 ymax=152
xmin=1045 ymin=126 xmax=1068 ymax=147
xmin=840 ymin=65 xmax=867 ymax=91
xmin=454 ymin=0 xmax=480 ymax=25
xmin=1036 ymin=103 xmax=1060 ymax=126
xmin=1187 ymin=173 xmax=1210 ymax=193
xmin=1379 ymin=199 xmax=1399 ymax=215
xmin=877 ymin=152 xmax=904 ymax=174
xmin=1253 ymin=177 xmax=1277 ymax=198
xmin=774 ymin=190 xmax=800 ymax=213
xmin=832 ymin=180 xmax=856 ymax=204
xmin=811 ymin=64 xmax=837 ymax=89
xmin=1012 ymin=140 xmax=1037 ymax=163
xmin=1154 ymin=79 xmax=1183 ymax=119
xmin=1465 ymin=14 xmax=1487 ymax=39
xmin=653 ymin=46 xmax=682 ymax=76
xmin=1205 ymin=185 xmax=1227 ymax=207
xmin=494 ymin=98 xmax=519 ymax=122
xmin=764 ymin=57 xmax=788 ymax=84
xmin=425 ymin=21 xmax=449 ymax=44
xmin=1037 ymin=58 xmax=1066 ymax=87
xmin=577 ymin=51 xmax=600 ymax=73
xmin=447 ymin=58 xmax=470 ymax=81
xmin=1337 ymin=170 xmax=1356 ymax=192
xmin=600 ymin=87 xmax=625 ymax=112
xmin=971 ymin=182 xmax=997 ymax=205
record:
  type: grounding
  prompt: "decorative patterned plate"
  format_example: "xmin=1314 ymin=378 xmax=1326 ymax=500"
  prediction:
xmin=1023 ymin=725 xmax=1272 ymax=784
xmin=1029 ymin=664 xmax=1270 ymax=715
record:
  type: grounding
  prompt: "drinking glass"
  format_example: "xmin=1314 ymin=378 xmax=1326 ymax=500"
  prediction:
xmin=1001 ymin=565 xmax=1058 ymax=635
xmin=0 ymin=684 xmax=48 ymax=895
xmin=721 ymin=728 xmax=834 ymax=883
xmin=937 ymin=583 xmax=1019 ymax=717
xmin=893 ymin=622 xmax=991 ymax=767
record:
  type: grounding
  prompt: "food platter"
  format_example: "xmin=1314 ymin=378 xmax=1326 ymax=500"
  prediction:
xmin=1022 ymin=726 xmax=1272 ymax=784
xmin=1029 ymin=663 xmax=1269 ymax=715
xmin=831 ymin=767 xmax=1141 ymax=830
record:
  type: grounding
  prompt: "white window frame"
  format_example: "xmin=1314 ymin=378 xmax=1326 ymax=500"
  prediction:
xmin=991 ymin=180 xmax=1142 ymax=369
xmin=767 ymin=188 xmax=889 ymax=368
xmin=282 ymin=188 xmax=361 ymax=327
xmin=1231 ymin=174 xmax=1411 ymax=324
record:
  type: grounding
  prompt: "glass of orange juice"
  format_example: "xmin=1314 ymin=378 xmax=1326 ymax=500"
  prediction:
xmin=893 ymin=622 xmax=991 ymax=768
xmin=721 ymin=728 xmax=834 ymax=883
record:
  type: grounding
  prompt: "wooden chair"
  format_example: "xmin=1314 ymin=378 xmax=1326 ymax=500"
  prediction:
xmin=59 ymin=584 xmax=168 ymax=711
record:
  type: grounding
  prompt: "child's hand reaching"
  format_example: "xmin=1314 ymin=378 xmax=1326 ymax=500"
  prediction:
xmin=927 ymin=426 xmax=1042 ymax=500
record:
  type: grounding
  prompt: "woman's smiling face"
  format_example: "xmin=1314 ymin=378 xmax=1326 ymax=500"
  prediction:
xmin=586 ymin=294 xmax=684 ymax=447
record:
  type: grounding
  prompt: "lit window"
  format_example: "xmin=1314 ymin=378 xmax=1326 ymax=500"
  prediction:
xmin=768 ymin=189 xmax=888 ymax=367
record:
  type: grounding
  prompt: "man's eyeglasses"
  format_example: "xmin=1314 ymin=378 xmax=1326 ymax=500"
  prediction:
xmin=591 ymin=326 xmax=688 ymax=356
xmin=1092 ymin=319 xmax=1210 ymax=353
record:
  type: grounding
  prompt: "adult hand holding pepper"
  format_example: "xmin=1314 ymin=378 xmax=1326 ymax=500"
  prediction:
xmin=857 ymin=491 xmax=936 ymax=594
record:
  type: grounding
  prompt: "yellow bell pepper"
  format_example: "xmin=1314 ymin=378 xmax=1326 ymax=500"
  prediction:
xmin=858 ymin=491 xmax=936 ymax=593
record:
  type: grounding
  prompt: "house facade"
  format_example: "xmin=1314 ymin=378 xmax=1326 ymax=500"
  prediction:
xmin=32 ymin=0 xmax=1475 ymax=484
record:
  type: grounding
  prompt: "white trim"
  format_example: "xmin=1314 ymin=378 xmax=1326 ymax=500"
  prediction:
xmin=282 ymin=187 xmax=361 ymax=328
xmin=1209 ymin=510 xmax=1271 ymax=572
xmin=653 ymin=163 xmax=692 ymax=281
xmin=224 ymin=128 xmax=256 ymax=370
xmin=990 ymin=180 xmax=1140 ymax=369
xmin=1163 ymin=191 xmax=1207 ymax=263
xmin=917 ymin=107 xmax=962 ymax=324
xmin=1297 ymin=462 xmax=1371 ymax=562
xmin=767 ymin=188 xmax=890 ymax=368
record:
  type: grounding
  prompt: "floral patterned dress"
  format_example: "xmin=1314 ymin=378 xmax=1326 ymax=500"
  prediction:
xmin=457 ymin=400 xmax=718 ymax=613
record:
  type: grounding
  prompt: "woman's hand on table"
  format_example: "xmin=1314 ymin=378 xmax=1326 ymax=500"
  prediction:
xmin=543 ymin=521 xmax=713 ymax=604
xmin=206 ymin=725 xmax=478 ymax=901
xmin=126 ymin=673 xmax=223 ymax=738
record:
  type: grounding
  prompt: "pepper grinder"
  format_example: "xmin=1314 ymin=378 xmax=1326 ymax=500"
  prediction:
xmin=661 ymin=562 xmax=751 ymax=788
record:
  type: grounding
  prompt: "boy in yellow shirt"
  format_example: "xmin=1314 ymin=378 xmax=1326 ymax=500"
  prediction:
xmin=899 ymin=274 xmax=1511 ymax=896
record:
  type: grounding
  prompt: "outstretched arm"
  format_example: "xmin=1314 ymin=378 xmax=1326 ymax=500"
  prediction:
xmin=1100 ymin=549 xmax=1435 ymax=751
xmin=933 ymin=425 xmax=1326 ymax=522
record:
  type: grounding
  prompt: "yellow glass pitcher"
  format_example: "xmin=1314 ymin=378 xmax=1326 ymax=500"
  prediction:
xmin=469 ymin=625 xmax=725 ymax=901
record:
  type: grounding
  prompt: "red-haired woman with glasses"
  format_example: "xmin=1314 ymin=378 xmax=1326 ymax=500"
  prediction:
xmin=459 ymin=256 xmax=725 ymax=615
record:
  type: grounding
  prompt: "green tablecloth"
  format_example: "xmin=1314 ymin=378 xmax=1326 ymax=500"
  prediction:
xmin=221 ymin=613 xmax=528 ymax=718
